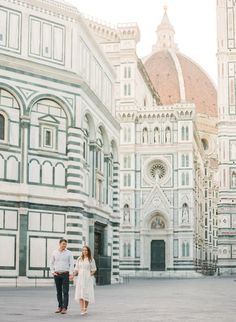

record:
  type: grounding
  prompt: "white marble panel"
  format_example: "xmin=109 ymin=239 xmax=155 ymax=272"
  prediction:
xmin=53 ymin=214 xmax=65 ymax=232
xmin=0 ymin=9 xmax=7 ymax=47
xmin=219 ymin=214 xmax=231 ymax=228
xmin=29 ymin=238 xmax=46 ymax=268
xmin=53 ymin=26 xmax=63 ymax=61
xmin=0 ymin=235 xmax=15 ymax=267
xmin=30 ymin=19 xmax=41 ymax=55
xmin=54 ymin=163 xmax=65 ymax=186
xmin=28 ymin=160 xmax=40 ymax=183
xmin=8 ymin=12 xmax=19 ymax=50
xmin=42 ymin=23 xmax=52 ymax=58
xmin=41 ymin=213 xmax=53 ymax=231
xmin=0 ymin=209 xmax=3 ymax=228
xmin=47 ymin=238 xmax=59 ymax=267
xmin=28 ymin=212 xmax=40 ymax=231
xmin=42 ymin=162 xmax=53 ymax=185
xmin=5 ymin=210 xmax=17 ymax=229
xmin=6 ymin=156 xmax=18 ymax=181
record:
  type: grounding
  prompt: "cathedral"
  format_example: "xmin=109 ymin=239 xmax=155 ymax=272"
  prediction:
xmin=217 ymin=0 xmax=236 ymax=275
xmin=0 ymin=0 xmax=233 ymax=284
xmin=85 ymin=6 xmax=218 ymax=276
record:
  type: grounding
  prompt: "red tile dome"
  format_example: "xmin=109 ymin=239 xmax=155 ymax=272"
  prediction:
xmin=144 ymin=50 xmax=217 ymax=117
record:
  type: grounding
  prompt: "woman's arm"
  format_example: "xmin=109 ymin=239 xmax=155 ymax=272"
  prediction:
xmin=73 ymin=258 xmax=80 ymax=276
xmin=90 ymin=258 xmax=97 ymax=275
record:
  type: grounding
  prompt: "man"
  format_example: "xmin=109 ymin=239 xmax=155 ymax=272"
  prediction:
xmin=50 ymin=239 xmax=74 ymax=314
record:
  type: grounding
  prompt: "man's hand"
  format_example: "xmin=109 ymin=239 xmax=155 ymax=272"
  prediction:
xmin=69 ymin=274 xmax=74 ymax=281
xmin=52 ymin=272 xmax=58 ymax=276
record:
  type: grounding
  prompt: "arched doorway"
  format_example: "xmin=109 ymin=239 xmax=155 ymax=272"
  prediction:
xmin=151 ymin=240 xmax=165 ymax=271
xmin=149 ymin=214 xmax=167 ymax=271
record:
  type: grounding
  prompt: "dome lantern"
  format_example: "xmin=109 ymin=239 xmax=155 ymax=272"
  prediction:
xmin=153 ymin=6 xmax=177 ymax=52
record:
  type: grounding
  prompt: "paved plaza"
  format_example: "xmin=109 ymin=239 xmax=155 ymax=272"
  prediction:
xmin=1 ymin=277 xmax=236 ymax=322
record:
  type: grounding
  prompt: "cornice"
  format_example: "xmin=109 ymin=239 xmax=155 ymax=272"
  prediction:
xmin=3 ymin=0 xmax=79 ymax=22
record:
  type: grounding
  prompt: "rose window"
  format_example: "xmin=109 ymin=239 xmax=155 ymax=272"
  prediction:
xmin=149 ymin=161 xmax=167 ymax=180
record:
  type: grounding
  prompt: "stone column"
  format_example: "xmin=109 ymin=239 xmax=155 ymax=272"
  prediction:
xmin=89 ymin=143 xmax=97 ymax=198
xmin=20 ymin=116 xmax=30 ymax=184
xmin=112 ymin=161 xmax=120 ymax=215
xmin=67 ymin=127 xmax=83 ymax=195
xmin=19 ymin=209 xmax=28 ymax=276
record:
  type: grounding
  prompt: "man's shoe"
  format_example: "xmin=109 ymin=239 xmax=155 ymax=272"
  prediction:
xmin=55 ymin=307 xmax=62 ymax=313
xmin=61 ymin=308 xmax=67 ymax=314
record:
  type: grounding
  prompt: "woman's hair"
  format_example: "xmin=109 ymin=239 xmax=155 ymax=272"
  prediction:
xmin=81 ymin=245 xmax=92 ymax=262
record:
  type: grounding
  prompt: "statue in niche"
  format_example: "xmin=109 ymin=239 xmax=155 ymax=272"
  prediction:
xmin=182 ymin=203 xmax=189 ymax=224
xmin=154 ymin=128 xmax=160 ymax=143
xmin=151 ymin=216 xmax=165 ymax=229
xmin=231 ymin=143 xmax=236 ymax=159
xmin=142 ymin=128 xmax=148 ymax=143
xmin=232 ymin=172 xmax=236 ymax=187
xmin=165 ymin=128 xmax=171 ymax=143
xmin=123 ymin=204 xmax=130 ymax=224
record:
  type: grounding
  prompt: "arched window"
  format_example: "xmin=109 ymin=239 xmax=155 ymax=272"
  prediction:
xmin=182 ymin=242 xmax=190 ymax=257
xmin=186 ymin=155 xmax=189 ymax=167
xmin=124 ymin=84 xmax=127 ymax=96
xmin=123 ymin=243 xmax=127 ymax=257
xmin=128 ymin=66 xmax=131 ymax=78
xmin=127 ymin=127 xmax=131 ymax=142
xmin=186 ymin=173 xmax=189 ymax=185
xmin=124 ymin=173 xmax=131 ymax=187
xmin=124 ymin=155 xmax=131 ymax=168
xmin=144 ymin=96 xmax=147 ymax=107
xmin=181 ymin=126 xmax=189 ymax=141
xmin=127 ymin=83 xmax=131 ymax=96
xmin=123 ymin=243 xmax=131 ymax=257
xmin=124 ymin=66 xmax=127 ymax=79
xmin=83 ymin=115 xmax=90 ymax=163
xmin=124 ymin=83 xmax=131 ymax=96
xmin=123 ymin=127 xmax=131 ymax=143
xmin=185 ymin=126 xmax=189 ymax=140
xmin=83 ymin=141 xmax=86 ymax=159
xmin=181 ymin=173 xmax=185 ymax=185
xmin=0 ymin=114 xmax=5 ymax=141
xmin=186 ymin=243 xmax=190 ymax=256
xmin=124 ymin=127 xmax=127 ymax=142
xmin=181 ymin=172 xmax=189 ymax=186
xmin=181 ymin=126 xmax=185 ymax=140
xmin=127 ymin=243 xmax=131 ymax=257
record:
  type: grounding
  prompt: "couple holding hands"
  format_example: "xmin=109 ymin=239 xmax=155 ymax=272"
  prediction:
xmin=50 ymin=239 xmax=97 ymax=316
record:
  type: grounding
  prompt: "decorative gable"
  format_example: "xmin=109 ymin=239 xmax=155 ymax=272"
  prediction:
xmin=142 ymin=182 xmax=171 ymax=220
xmin=38 ymin=114 xmax=59 ymax=124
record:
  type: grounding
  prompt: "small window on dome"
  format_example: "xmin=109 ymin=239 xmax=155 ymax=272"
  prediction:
xmin=201 ymin=138 xmax=209 ymax=151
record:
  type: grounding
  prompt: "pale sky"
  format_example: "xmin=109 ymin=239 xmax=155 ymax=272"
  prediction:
xmin=67 ymin=0 xmax=217 ymax=85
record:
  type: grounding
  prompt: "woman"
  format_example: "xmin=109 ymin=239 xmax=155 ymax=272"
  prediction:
xmin=74 ymin=246 xmax=97 ymax=315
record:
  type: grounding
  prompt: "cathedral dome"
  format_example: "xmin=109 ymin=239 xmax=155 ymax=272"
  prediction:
xmin=144 ymin=8 xmax=217 ymax=117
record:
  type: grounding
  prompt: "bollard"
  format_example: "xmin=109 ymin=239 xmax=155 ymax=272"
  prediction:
xmin=35 ymin=276 xmax=37 ymax=288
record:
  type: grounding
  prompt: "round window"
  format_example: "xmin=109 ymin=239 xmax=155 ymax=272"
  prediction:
xmin=149 ymin=160 xmax=167 ymax=181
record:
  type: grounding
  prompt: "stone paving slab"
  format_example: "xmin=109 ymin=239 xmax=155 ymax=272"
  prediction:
xmin=1 ymin=277 xmax=236 ymax=322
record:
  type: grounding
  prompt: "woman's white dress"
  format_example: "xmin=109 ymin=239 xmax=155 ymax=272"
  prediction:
xmin=74 ymin=257 xmax=96 ymax=303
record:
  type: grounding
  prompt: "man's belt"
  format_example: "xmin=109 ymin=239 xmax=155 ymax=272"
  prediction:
xmin=55 ymin=271 xmax=69 ymax=275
